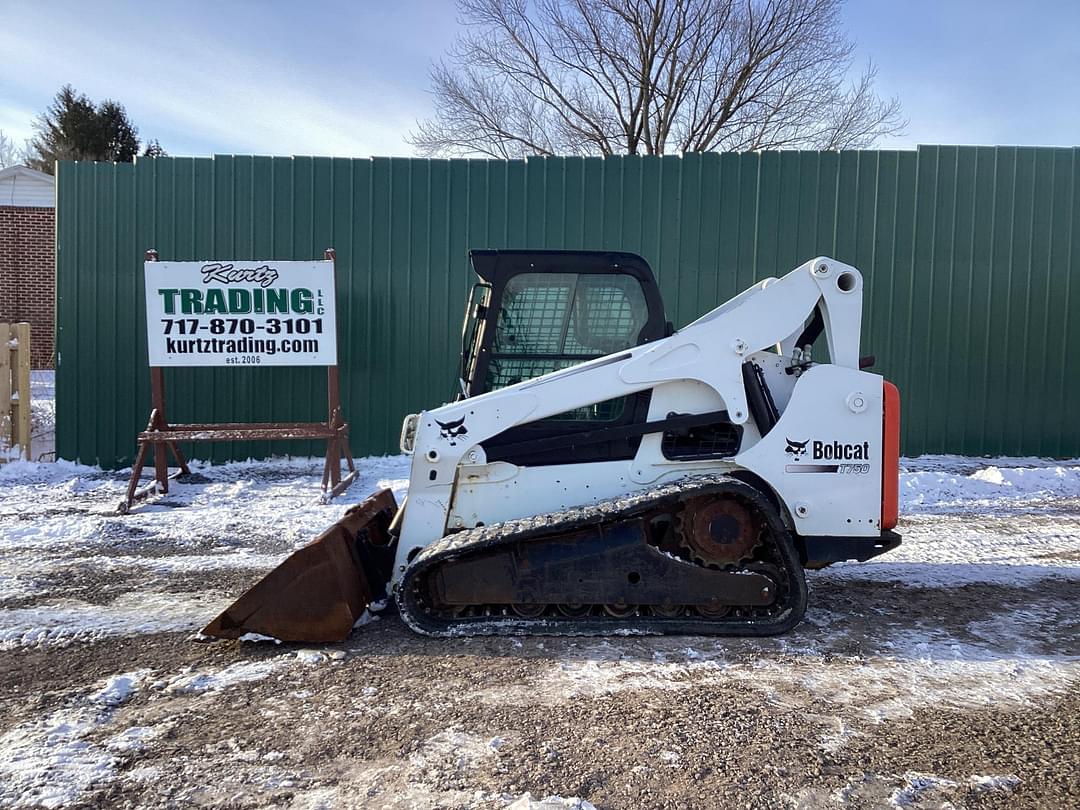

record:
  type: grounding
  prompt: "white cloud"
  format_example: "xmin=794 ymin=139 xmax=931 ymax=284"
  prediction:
xmin=0 ymin=102 xmax=38 ymax=149
xmin=0 ymin=7 xmax=433 ymax=158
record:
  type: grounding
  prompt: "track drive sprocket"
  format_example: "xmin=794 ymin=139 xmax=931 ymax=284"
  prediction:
xmin=676 ymin=494 xmax=763 ymax=569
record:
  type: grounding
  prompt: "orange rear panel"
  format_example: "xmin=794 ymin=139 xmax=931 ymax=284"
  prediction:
xmin=882 ymin=381 xmax=900 ymax=530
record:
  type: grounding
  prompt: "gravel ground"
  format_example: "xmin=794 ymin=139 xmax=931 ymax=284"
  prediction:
xmin=0 ymin=455 xmax=1078 ymax=809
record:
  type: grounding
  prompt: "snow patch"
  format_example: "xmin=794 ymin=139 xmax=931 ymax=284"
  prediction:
xmin=123 ymin=765 xmax=163 ymax=783
xmin=88 ymin=671 xmax=147 ymax=708
xmin=238 ymin=632 xmax=281 ymax=644
xmin=408 ymin=729 xmax=496 ymax=773
xmin=901 ymin=462 xmax=1080 ymax=513
xmin=296 ymin=649 xmax=328 ymax=665
xmin=287 ymin=787 xmax=338 ymax=809
xmin=0 ymin=670 xmax=148 ymax=808
xmin=0 ymin=591 xmax=230 ymax=649
xmin=106 ymin=725 xmax=162 ymax=754
xmin=888 ymin=772 xmax=958 ymax=807
xmin=163 ymin=659 xmax=286 ymax=694
xmin=352 ymin=609 xmax=379 ymax=628
xmin=506 ymin=794 xmax=598 ymax=810
xmin=549 ymin=656 xmax=718 ymax=698
xmin=968 ymin=773 xmax=1020 ymax=792
xmin=658 ymin=750 xmax=680 ymax=766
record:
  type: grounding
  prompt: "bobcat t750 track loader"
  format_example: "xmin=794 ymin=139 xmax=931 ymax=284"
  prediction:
xmin=204 ymin=251 xmax=901 ymax=642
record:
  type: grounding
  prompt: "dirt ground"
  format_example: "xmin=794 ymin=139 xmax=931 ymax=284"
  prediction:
xmin=1 ymin=458 xmax=1078 ymax=809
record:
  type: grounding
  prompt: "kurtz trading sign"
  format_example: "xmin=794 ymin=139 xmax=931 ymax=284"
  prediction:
xmin=144 ymin=260 xmax=337 ymax=367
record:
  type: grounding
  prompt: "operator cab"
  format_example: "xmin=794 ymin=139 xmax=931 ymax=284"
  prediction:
xmin=459 ymin=250 xmax=668 ymax=464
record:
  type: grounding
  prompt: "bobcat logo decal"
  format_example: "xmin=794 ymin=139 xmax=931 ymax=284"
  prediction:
xmin=435 ymin=416 xmax=469 ymax=446
xmin=785 ymin=438 xmax=809 ymax=459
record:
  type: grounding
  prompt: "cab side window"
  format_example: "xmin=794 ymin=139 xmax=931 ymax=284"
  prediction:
xmin=485 ymin=273 xmax=650 ymax=421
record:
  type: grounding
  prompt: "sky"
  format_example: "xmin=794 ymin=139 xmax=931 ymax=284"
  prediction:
xmin=1 ymin=0 xmax=1077 ymax=159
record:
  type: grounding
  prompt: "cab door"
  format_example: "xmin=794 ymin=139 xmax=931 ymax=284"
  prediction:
xmin=464 ymin=250 xmax=668 ymax=465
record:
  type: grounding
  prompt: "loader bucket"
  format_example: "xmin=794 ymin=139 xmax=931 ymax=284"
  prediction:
xmin=202 ymin=489 xmax=399 ymax=643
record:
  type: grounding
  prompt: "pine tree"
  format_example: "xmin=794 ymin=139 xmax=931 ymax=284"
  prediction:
xmin=96 ymin=100 xmax=139 ymax=162
xmin=27 ymin=85 xmax=162 ymax=173
xmin=142 ymin=139 xmax=168 ymax=157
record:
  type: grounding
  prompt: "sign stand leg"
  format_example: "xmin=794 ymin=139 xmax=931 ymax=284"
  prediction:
xmin=168 ymin=440 xmax=190 ymax=472
xmin=151 ymin=368 xmax=170 ymax=494
xmin=322 ymin=364 xmax=358 ymax=500
xmin=327 ymin=366 xmax=342 ymax=491
xmin=121 ymin=433 xmax=151 ymax=513
xmin=119 ymin=394 xmax=193 ymax=514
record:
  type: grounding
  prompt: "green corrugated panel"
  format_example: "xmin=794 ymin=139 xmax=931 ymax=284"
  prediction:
xmin=55 ymin=146 xmax=1080 ymax=467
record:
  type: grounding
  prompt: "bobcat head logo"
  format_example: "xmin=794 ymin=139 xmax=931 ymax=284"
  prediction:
xmin=435 ymin=416 xmax=468 ymax=446
xmin=785 ymin=438 xmax=809 ymax=459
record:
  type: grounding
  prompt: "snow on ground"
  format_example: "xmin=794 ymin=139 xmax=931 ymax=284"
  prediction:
xmin=0 ymin=591 xmax=227 ymax=648
xmin=3 ymin=449 xmax=1076 ymax=642
xmin=489 ymin=600 xmax=1078 ymax=725
xmin=505 ymin=793 xmax=596 ymax=809
xmin=0 ymin=449 xmax=1076 ymax=652
xmin=29 ymin=370 xmax=55 ymax=463
xmin=827 ymin=456 xmax=1080 ymax=587
xmin=0 ymin=650 xmax=319 ymax=808
xmin=0 ymin=670 xmax=150 ymax=808
xmin=1 ymin=427 xmax=1079 ymax=806
xmin=901 ymin=454 xmax=1080 ymax=512
xmin=161 ymin=658 xmax=290 ymax=694
xmin=1 ymin=370 xmax=55 ymax=464
xmin=0 ymin=454 xmax=410 ymax=646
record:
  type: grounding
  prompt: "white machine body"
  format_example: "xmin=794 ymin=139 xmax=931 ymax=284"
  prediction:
xmin=393 ymin=257 xmax=886 ymax=588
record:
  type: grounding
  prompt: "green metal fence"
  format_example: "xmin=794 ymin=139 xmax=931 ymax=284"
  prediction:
xmin=55 ymin=146 xmax=1080 ymax=467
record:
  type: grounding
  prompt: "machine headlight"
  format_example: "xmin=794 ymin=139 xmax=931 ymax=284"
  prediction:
xmin=399 ymin=413 xmax=419 ymax=454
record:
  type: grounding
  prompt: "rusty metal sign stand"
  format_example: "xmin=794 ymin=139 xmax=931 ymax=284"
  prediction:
xmin=119 ymin=248 xmax=357 ymax=514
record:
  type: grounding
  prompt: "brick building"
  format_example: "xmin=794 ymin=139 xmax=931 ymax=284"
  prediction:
xmin=0 ymin=165 xmax=55 ymax=368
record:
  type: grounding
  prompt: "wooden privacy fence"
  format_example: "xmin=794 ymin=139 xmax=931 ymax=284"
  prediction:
xmin=1 ymin=323 xmax=32 ymax=462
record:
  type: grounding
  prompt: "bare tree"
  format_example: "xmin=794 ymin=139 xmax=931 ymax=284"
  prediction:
xmin=0 ymin=130 xmax=25 ymax=169
xmin=411 ymin=0 xmax=904 ymax=158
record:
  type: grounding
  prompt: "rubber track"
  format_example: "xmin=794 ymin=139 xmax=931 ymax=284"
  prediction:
xmin=396 ymin=475 xmax=808 ymax=637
